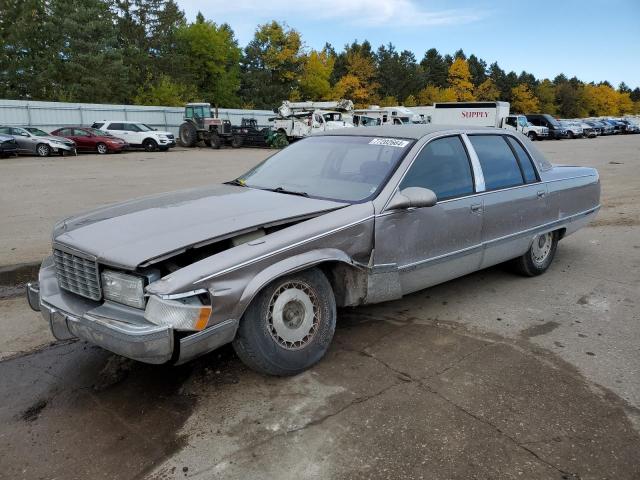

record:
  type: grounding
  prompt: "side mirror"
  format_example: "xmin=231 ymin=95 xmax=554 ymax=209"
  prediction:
xmin=387 ymin=187 xmax=437 ymax=211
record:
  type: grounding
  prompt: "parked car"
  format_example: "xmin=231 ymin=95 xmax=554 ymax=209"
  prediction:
xmin=0 ymin=126 xmax=76 ymax=156
xmin=51 ymin=127 xmax=128 ymax=154
xmin=579 ymin=122 xmax=597 ymax=138
xmin=559 ymin=121 xmax=583 ymax=139
xmin=0 ymin=133 xmax=18 ymax=157
xmin=525 ymin=114 xmax=567 ymax=139
xmin=26 ymin=125 xmax=601 ymax=375
xmin=620 ymin=119 xmax=640 ymax=133
xmin=601 ymin=119 xmax=623 ymax=134
xmin=583 ymin=121 xmax=602 ymax=136
xmin=592 ymin=120 xmax=614 ymax=135
xmin=91 ymin=121 xmax=175 ymax=151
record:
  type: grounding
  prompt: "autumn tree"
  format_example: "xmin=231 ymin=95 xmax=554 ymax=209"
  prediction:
xmin=297 ymin=48 xmax=334 ymax=100
xmin=475 ymin=79 xmax=500 ymax=101
xmin=535 ymin=79 xmax=556 ymax=114
xmin=241 ymin=21 xmax=303 ymax=108
xmin=332 ymin=44 xmax=379 ymax=106
xmin=510 ymin=84 xmax=539 ymax=113
xmin=416 ymin=85 xmax=456 ymax=105
xmin=448 ymin=58 xmax=475 ymax=101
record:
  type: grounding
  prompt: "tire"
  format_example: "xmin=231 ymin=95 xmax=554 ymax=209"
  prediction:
xmin=209 ymin=133 xmax=222 ymax=149
xmin=96 ymin=143 xmax=108 ymax=154
xmin=527 ymin=132 xmax=537 ymax=141
xmin=233 ymin=268 xmax=336 ymax=376
xmin=36 ymin=143 xmax=50 ymax=157
xmin=567 ymin=131 xmax=574 ymax=139
xmin=512 ymin=231 xmax=559 ymax=277
xmin=143 ymin=138 xmax=158 ymax=152
xmin=179 ymin=122 xmax=198 ymax=147
xmin=231 ymin=135 xmax=243 ymax=148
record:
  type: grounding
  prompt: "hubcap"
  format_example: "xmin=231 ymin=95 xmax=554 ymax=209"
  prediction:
xmin=98 ymin=145 xmax=107 ymax=153
xmin=267 ymin=281 xmax=319 ymax=350
xmin=38 ymin=145 xmax=48 ymax=155
xmin=531 ymin=232 xmax=553 ymax=265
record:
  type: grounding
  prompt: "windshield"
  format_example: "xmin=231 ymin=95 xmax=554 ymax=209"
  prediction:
xmin=25 ymin=128 xmax=49 ymax=136
xmin=322 ymin=113 xmax=343 ymax=122
xmin=237 ymin=136 xmax=414 ymax=202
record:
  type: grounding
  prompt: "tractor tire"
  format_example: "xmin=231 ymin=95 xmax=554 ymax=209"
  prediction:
xmin=179 ymin=122 xmax=198 ymax=148
xmin=209 ymin=133 xmax=222 ymax=149
xmin=231 ymin=135 xmax=243 ymax=148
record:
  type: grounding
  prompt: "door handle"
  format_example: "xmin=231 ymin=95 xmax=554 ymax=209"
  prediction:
xmin=536 ymin=190 xmax=546 ymax=198
xmin=470 ymin=203 xmax=483 ymax=213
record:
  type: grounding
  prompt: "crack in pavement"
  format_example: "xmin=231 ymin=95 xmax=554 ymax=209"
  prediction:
xmin=420 ymin=382 xmax=581 ymax=479
xmin=186 ymin=380 xmax=405 ymax=479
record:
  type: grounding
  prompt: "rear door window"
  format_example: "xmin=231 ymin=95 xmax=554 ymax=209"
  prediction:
xmin=400 ymin=135 xmax=474 ymax=201
xmin=505 ymin=137 xmax=539 ymax=183
xmin=108 ymin=123 xmax=123 ymax=130
xmin=468 ymin=135 xmax=524 ymax=190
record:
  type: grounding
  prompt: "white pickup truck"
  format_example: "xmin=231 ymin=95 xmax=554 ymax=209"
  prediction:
xmin=413 ymin=102 xmax=549 ymax=140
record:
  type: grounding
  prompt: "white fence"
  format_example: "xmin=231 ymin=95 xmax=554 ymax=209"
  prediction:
xmin=0 ymin=99 xmax=274 ymax=136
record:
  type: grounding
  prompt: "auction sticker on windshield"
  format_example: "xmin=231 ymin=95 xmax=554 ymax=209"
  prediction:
xmin=369 ymin=138 xmax=410 ymax=148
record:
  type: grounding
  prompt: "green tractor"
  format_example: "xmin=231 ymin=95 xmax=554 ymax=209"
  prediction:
xmin=178 ymin=103 xmax=234 ymax=149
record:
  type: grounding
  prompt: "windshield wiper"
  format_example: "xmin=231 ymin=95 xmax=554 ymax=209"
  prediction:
xmin=225 ymin=179 xmax=246 ymax=187
xmin=268 ymin=186 xmax=309 ymax=197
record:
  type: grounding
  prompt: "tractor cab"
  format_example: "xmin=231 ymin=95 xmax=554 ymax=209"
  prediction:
xmin=185 ymin=103 xmax=211 ymax=130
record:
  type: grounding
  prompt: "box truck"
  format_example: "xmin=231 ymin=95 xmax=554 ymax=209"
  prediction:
xmin=416 ymin=102 xmax=548 ymax=140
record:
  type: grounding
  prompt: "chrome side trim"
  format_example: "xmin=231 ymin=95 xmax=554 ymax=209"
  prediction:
xmin=196 ymin=215 xmax=375 ymax=283
xmin=392 ymin=205 xmax=600 ymax=272
xmin=155 ymin=289 xmax=208 ymax=300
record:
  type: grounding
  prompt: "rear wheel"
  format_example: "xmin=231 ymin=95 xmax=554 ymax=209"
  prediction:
xmin=36 ymin=144 xmax=50 ymax=157
xmin=96 ymin=142 xmax=108 ymax=154
xmin=233 ymin=268 xmax=336 ymax=376
xmin=143 ymin=138 xmax=158 ymax=152
xmin=512 ymin=231 xmax=558 ymax=276
xmin=231 ymin=134 xmax=243 ymax=148
xmin=179 ymin=122 xmax=198 ymax=147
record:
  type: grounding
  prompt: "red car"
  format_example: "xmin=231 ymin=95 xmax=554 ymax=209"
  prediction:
xmin=50 ymin=127 xmax=128 ymax=154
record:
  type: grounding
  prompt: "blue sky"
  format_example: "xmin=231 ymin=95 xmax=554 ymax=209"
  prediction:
xmin=176 ymin=0 xmax=640 ymax=88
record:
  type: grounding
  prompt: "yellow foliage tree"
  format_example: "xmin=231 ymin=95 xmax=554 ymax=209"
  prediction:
xmin=511 ymin=84 xmax=539 ymax=113
xmin=582 ymin=84 xmax=620 ymax=116
xmin=297 ymin=49 xmax=335 ymax=100
xmin=448 ymin=58 xmax=475 ymax=101
xmin=416 ymin=85 xmax=456 ymax=105
xmin=535 ymin=79 xmax=556 ymax=114
xmin=331 ymin=49 xmax=379 ymax=106
xmin=380 ymin=95 xmax=398 ymax=107
xmin=404 ymin=94 xmax=417 ymax=107
xmin=475 ymin=79 xmax=500 ymax=101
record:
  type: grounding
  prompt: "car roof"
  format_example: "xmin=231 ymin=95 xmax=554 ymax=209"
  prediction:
xmin=96 ymin=121 xmax=140 ymax=124
xmin=318 ymin=124 xmax=498 ymax=140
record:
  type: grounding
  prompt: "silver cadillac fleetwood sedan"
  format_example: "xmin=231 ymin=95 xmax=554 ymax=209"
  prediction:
xmin=26 ymin=125 xmax=600 ymax=375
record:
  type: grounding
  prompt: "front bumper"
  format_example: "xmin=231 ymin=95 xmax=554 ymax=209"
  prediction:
xmin=50 ymin=143 xmax=76 ymax=153
xmin=27 ymin=257 xmax=238 ymax=365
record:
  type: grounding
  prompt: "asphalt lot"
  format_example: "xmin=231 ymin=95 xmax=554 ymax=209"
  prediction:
xmin=0 ymin=136 xmax=639 ymax=479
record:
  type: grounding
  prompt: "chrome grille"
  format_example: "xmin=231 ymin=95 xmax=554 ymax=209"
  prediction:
xmin=53 ymin=249 xmax=101 ymax=301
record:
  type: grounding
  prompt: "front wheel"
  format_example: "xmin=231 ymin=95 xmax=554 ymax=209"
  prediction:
xmin=143 ymin=139 xmax=158 ymax=152
xmin=512 ymin=231 xmax=558 ymax=276
xmin=527 ymin=132 xmax=537 ymax=141
xmin=96 ymin=143 xmax=108 ymax=154
xmin=36 ymin=144 xmax=50 ymax=157
xmin=233 ymin=268 xmax=336 ymax=376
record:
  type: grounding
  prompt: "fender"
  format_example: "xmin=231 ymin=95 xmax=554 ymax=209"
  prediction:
xmin=233 ymin=248 xmax=361 ymax=320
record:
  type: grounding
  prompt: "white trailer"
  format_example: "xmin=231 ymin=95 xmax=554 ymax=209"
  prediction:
xmin=352 ymin=106 xmax=420 ymax=127
xmin=416 ymin=101 xmax=548 ymax=140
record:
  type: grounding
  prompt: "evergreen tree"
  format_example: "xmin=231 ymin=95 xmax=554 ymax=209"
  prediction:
xmin=420 ymin=48 xmax=448 ymax=88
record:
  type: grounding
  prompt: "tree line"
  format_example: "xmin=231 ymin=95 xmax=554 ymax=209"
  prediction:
xmin=2 ymin=0 xmax=638 ymax=117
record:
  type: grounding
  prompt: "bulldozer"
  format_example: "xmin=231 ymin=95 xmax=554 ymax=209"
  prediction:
xmin=178 ymin=103 xmax=236 ymax=148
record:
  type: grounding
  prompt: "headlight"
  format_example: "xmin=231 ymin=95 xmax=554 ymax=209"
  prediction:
xmin=144 ymin=295 xmax=211 ymax=331
xmin=101 ymin=270 xmax=145 ymax=309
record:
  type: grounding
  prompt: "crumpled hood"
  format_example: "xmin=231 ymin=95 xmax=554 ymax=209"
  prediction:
xmin=53 ymin=184 xmax=345 ymax=269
